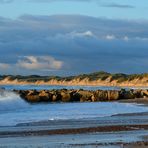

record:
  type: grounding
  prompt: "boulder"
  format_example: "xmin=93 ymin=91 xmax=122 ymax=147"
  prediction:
xmin=93 ymin=90 xmax=108 ymax=101
xmin=25 ymin=94 xmax=40 ymax=102
xmin=27 ymin=90 xmax=39 ymax=96
xmin=107 ymin=90 xmax=119 ymax=101
xmin=18 ymin=90 xmax=29 ymax=99
xmin=91 ymin=94 xmax=96 ymax=102
xmin=133 ymin=89 xmax=142 ymax=98
xmin=119 ymin=89 xmax=135 ymax=99
xmin=78 ymin=90 xmax=93 ymax=102
xmin=71 ymin=91 xmax=81 ymax=102
xmin=141 ymin=90 xmax=148 ymax=98
xmin=51 ymin=91 xmax=61 ymax=102
xmin=60 ymin=91 xmax=71 ymax=102
xmin=39 ymin=90 xmax=52 ymax=102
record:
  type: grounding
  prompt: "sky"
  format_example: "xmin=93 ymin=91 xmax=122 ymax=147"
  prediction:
xmin=0 ymin=0 xmax=148 ymax=75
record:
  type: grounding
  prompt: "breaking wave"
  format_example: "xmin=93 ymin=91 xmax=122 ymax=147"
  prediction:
xmin=0 ymin=90 xmax=29 ymax=112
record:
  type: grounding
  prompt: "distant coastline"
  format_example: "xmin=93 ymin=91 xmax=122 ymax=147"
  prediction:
xmin=0 ymin=71 xmax=148 ymax=87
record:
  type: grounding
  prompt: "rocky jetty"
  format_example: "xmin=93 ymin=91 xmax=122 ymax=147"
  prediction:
xmin=15 ymin=89 xmax=148 ymax=103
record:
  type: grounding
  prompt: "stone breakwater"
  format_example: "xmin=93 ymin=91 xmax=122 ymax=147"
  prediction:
xmin=14 ymin=89 xmax=148 ymax=103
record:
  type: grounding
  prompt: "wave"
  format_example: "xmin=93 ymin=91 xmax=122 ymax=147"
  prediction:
xmin=0 ymin=90 xmax=29 ymax=112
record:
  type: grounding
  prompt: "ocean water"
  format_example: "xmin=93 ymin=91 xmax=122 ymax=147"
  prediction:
xmin=2 ymin=84 xmax=148 ymax=91
xmin=0 ymin=85 xmax=148 ymax=127
xmin=1 ymin=85 xmax=122 ymax=91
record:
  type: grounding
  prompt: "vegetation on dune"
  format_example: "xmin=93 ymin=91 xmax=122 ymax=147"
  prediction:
xmin=0 ymin=71 xmax=147 ymax=83
xmin=76 ymin=71 xmax=111 ymax=81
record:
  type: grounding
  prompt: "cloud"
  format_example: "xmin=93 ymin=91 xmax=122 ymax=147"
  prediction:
xmin=68 ymin=31 xmax=95 ymax=38
xmin=105 ymin=35 xmax=116 ymax=40
xmin=123 ymin=36 xmax=129 ymax=41
xmin=0 ymin=56 xmax=63 ymax=75
xmin=17 ymin=56 xmax=63 ymax=70
xmin=27 ymin=0 xmax=135 ymax=9
xmin=0 ymin=0 xmax=135 ymax=11
xmin=0 ymin=15 xmax=148 ymax=75
xmin=101 ymin=3 xmax=135 ymax=9
xmin=50 ymin=30 xmax=95 ymax=40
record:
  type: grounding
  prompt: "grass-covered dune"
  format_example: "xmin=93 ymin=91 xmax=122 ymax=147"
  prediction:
xmin=0 ymin=71 xmax=148 ymax=86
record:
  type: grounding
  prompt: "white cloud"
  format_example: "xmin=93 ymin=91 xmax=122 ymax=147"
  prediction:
xmin=122 ymin=36 xmax=148 ymax=41
xmin=135 ymin=37 xmax=148 ymax=41
xmin=46 ymin=30 xmax=95 ymax=41
xmin=0 ymin=56 xmax=63 ymax=72
xmin=70 ymin=30 xmax=94 ymax=38
xmin=105 ymin=35 xmax=116 ymax=40
xmin=17 ymin=56 xmax=63 ymax=70
xmin=123 ymin=36 xmax=129 ymax=41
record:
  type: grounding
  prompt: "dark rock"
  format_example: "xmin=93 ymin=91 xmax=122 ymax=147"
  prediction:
xmin=38 ymin=90 xmax=52 ymax=102
xmin=78 ymin=90 xmax=93 ymax=102
xmin=107 ymin=90 xmax=119 ymax=101
xmin=51 ymin=92 xmax=61 ymax=102
xmin=133 ymin=89 xmax=142 ymax=98
xmin=26 ymin=94 xmax=40 ymax=102
xmin=141 ymin=90 xmax=148 ymax=98
xmin=119 ymin=89 xmax=135 ymax=99
xmin=93 ymin=90 xmax=108 ymax=101
xmin=60 ymin=91 xmax=71 ymax=102
xmin=71 ymin=91 xmax=81 ymax=102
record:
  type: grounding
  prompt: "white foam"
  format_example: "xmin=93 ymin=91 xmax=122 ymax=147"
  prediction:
xmin=0 ymin=90 xmax=29 ymax=112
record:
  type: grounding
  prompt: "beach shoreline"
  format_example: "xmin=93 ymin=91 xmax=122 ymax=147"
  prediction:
xmin=1 ymin=124 xmax=148 ymax=138
xmin=0 ymin=86 xmax=148 ymax=148
xmin=1 ymin=111 xmax=148 ymax=148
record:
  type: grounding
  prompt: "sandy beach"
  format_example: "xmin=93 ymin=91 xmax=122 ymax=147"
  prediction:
xmin=0 ymin=86 xmax=148 ymax=148
xmin=1 ymin=107 xmax=148 ymax=148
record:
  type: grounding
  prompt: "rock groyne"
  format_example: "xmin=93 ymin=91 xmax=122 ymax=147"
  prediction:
xmin=15 ymin=89 xmax=148 ymax=103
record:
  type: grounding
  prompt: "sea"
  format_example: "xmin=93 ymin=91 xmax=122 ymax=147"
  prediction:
xmin=0 ymin=85 xmax=148 ymax=127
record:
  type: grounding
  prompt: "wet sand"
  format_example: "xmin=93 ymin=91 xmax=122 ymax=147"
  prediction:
xmin=1 ymin=110 xmax=148 ymax=148
xmin=119 ymin=98 xmax=148 ymax=105
xmin=1 ymin=132 xmax=148 ymax=148
xmin=1 ymin=124 xmax=148 ymax=137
